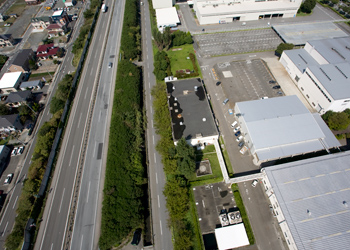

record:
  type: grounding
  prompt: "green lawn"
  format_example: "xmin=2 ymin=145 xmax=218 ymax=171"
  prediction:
xmin=167 ymin=44 xmax=198 ymax=75
xmin=5 ymin=0 xmax=27 ymax=16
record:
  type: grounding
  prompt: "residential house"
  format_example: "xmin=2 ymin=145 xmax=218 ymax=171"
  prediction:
xmin=20 ymin=80 xmax=44 ymax=91
xmin=51 ymin=10 xmax=69 ymax=25
xmin=0 ymin=114 xmax=23 ymax=133
xmin=31 ymin=16 xmax=53 ymax=31
xmin=8 ymin=49 xmax=35 ymax=73
xmin=47 ymin=23 xmax=67 ymax=38
xmin=64 ymin=0 xmax=76 ymax=7
xmin=36 ymin=43 xmax=59 ymax=59
xmin=0 ymin=72 xmax=23 ymax=94
xmin=5 ymin=90 xmax=32 ymax=108
xmin=25 ymin=0 xmax=39 ymax=4
xmin=0 ymin=34 xmax=14 ymax=47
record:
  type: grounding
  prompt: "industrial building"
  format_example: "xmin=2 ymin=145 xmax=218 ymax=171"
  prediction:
xmin=166 ymin=78 xmax=218 ymax=147
xmin=234 ymin=95 xmax=340 ymax=164
xmin=155 ymin=7 xmax=180 ymax=31
xmin=262 ymin=151 xmax=350 ymax=250
xmin=192 ymin=0 xmax=302 ymax=25
xmin=152 ymin=0 xmax=174 ymax=9
xmin=280 ymin=37 xmax=350 ymax=113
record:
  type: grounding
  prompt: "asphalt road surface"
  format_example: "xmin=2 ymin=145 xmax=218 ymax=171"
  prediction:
xmin=33 ymin=2 xmax=113 ymax=250
xmin=141 ymin=0 xmax=173 ymax=249
xmin=69 ymin=0 xmax=125 ymax=249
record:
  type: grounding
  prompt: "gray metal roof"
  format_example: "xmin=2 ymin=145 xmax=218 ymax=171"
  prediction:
xmin=166 ymin=78 xmax=218 ymax=142
xmin=283 ymin=49 xmax=318 ymax=73
xmin=236 ymin=95 xmax=340 ymax=161
xmin=264 ymin=151 xmax=350 ymax=250
xmin=272 ymin=22 xmax=348 ymax=45
xmin=20 ymin=80 xmax=42 ymax=88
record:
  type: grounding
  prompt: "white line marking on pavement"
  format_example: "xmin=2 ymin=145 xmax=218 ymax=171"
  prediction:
xmin=84 ymin=87 xmax=89 ymax=100
xmin=12 ymin=196 xmax=18 ymax=209
xmin=158 ymin=195 xmax=160 ymax=208
xmin=86 ymin=181 xmax=91 ymax=203
xmin=151 ymin=120 xmax=153 ymax=128
xmin=77 ymin=113 xmax=82 ymax=129
xmin=154 ymin=153 xmax=156 ymax=163
xmin=3 ymin=222 xmax=8 ymax=236
xmin=160 ymin=220 xmax=163 ymax=235
xmin=69 ymin=145 xmax=75 ymax=167
xmin=202 ymin=200 xmax=205 ymax=208
xmin=80 ymin=234 xmax=84 ymax=250
xmin=93 ymin=142 xmax=97 ymax=158
xmin=59 ymin=188 xmax=65 ymax=213
xmin=153 ymin=135 xmax=155 ymax=144
xmin=156 ymin=172 xmax=158 ymax=184
xmin=51 ymin=243 xmax=53 ymax=250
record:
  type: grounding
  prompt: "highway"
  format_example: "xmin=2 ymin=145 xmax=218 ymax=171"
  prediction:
xmin=141 ymin=1 xmax=173 ymax=249
xmin=33 ymin=1 xmax=115 ymax=249
xmin=69 ymin=0 xmax=125 ymax=249
xmin=0 ymin=2 xmax=86 ymax=249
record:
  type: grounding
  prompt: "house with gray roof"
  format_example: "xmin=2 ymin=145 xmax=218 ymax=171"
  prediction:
xmin=31 ymin=16 xmax=52 ymax=31
xmin=0 ymin=34 xmax=14 ymax=47
xmin=166 ymin=78 xmax=218 ymax=146
xmin=8 ymin=49 xmax=35 ymax=73
xmin=280 ymin=36 xmax=350 ymax=114
xmin=0 ymin=114 xmax=23 ymax=133
xmin=234 ymin=95 xmax=340 ymax=164
xmin=20 ymin=80 xmax=43 ymax=91
xmin=262 ymin=151 xmax=350 ymax=250
xmin=5 ymin=90 xmax=32 ymax=108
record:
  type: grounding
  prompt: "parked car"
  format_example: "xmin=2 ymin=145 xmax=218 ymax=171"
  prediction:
xmin=11 ymin=148 xmax=18 ymax=156
xmin=108 ymin=62 xmax=113 ymax=68
xmin=222 ymin=98 xmax=229 ymax=105
xmin=277 ymin=91 xmax=283 ymax=95
xmin=233 ymin=126 xmax=241 ymax=133
xmin=236 ymin=135 xmax=243 ymax=142
xmin=17 ymin=146 xmax=24 ymax=155
xmin=4 ymin=174 xmax=14 ymax=185
xmin=251 ymin=179 xmax=258 ymax=187
xmin=261 ymin=96 xmax=268 ymax=99
xmin=228 ymin=109 xmax=233 ymax=115
xmin=273 ymin=85 xmax=281 ymax=89
xmin=269 ymin=80 xmax=276 ymax=84
xmin=216 ymin=81 xmax=221 ymax=86
xmin=231 ymin=121 xmax=237 ymax=128
xmin=238 ymin=141 xmax=244 ymax=148
xmin=131 ymin=229 xmax=141 ymax=246
xmin=234 ymin=131 xmax=241 ymax=137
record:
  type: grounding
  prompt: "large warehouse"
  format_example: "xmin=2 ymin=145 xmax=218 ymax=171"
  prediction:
xmin=166 ymin=78 xmax=219 ymax=147
xmin=262 ymin=151 xmax=350 ymax=250
xmin=280 ymin=37 xmax=350 ymax=113
xmin=192 ymin=0 xmax=302 ymax=25
xmin=234 ymin=95 xmax=340 ymax=164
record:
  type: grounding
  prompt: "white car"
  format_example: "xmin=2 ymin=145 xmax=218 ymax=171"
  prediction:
xmin=17 ymin=146 xmax=24 ymax=155
xmin=251 ymin=179 xmax=258 ymax=187
xmin=11 ymin=148 xmax=18 ymax=156
xmin=236 ymin=135 xmax=243 ymax=142
xmin=233 ymin=126 xmax=241 ymax=133
xmin=4 ymin=174 xmax=14 ymax=184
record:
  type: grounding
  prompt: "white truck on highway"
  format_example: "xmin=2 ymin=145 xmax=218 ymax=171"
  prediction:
xmin=101 ymin=4 xmax=107 ymax=13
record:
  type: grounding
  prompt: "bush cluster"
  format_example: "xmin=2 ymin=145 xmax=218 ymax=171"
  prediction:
xmin=153 ymin=51 xmax=171 ymax=81
xmin=172 ymin=30 xmax=193 ymax=47
xmin=322 ymin=109 xmax=350 ymax=131
xmin=50 ymin=74 xmax=73 ymax=114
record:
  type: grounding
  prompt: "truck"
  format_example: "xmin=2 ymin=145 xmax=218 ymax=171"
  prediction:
xmin=101 ymin=4 xmax=107 ymax=13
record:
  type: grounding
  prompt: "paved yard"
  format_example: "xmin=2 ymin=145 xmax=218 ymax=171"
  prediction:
xmin=195 ymin=29 xmax=282 ymax=57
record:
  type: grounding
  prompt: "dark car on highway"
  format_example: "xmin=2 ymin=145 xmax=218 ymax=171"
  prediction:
xmin=235 ymin=131 xmax=241 ymax=137
xmin=216 ymin=81 xmax=221 ymax=86
xmin=273 ymin=85 xmax=281 ymax=89
xmin=269 ymin=80 xmax=276 ymax=84
xmin=131 ymin=229 xmax=141 ymax=246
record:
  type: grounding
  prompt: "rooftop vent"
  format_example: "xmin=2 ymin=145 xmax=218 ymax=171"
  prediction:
xmin=331 ymin=47 xmax=345 ymax=60
xmin=335 ymin=65 xmax=348 ymax=79
xmin=194 ymin=86 xmax=198 ymax=91
xmin=343 ymin=201 xmax=348 ymax=207
xmin=202 ymin=118 xmax=206 ymax=122
xmin=180 ymin=121 xmax=183 ymax=125
xmin=307 ymin=209 xmax=311 ymax=216
xmin=320 ymin=68 xmax=331 ymax=81
xmin=175 ymin=109 xmax=178 ymax=113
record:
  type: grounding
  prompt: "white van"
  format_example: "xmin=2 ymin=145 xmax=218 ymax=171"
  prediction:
xmin=231 ymin=121 xmax=238 ymax=128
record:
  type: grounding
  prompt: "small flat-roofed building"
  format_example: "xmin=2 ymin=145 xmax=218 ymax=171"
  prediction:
xmin=215 ymin=223 xmax=249 ymax=250
xmin=234 ymin=95 xmax=340 ymax=164
xmin=156 ymin=7 xmax=180 ymax=32
xmin=193 ymin=0 xmax=302 ymax=25
xmin=166 ymin=78 xmax=218 ymax=146
xmin=20 ymin=80 xmax=44 ymax=91
xmin=152 ymin=0 xmax=174 ymax=9
xmin=0 ymin=72 xmax=23 ymax=94
xmin=262 ymin=151 xmax=350 ymax=250
xmin=280 ymin=37 xmax=350 ymax=113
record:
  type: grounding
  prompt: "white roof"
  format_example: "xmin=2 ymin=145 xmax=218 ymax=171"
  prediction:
xmin=156 ymin=7 xmax=180 ymax=27
xmin=236 ymin=95 xmax=340 ymax=161
xmin=264 ymin=151 xmax=350 ymax=250
xmin=215 ymin=223 xmax=249 ymax=250
xmin=52 ymin=10 xmax=63 ymax=16
xmin=0 ymin=72 xmax=22 ymax=89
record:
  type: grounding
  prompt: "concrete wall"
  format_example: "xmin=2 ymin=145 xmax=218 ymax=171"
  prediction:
xmin=187 ymin=135 xmax=219 ymax=147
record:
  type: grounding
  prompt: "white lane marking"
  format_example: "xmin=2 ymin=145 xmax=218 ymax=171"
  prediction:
xmin=12 ymin=196 xmax=18 ymax=209
xmin=93 ymin=142 xmax=97 ymax=157
xmin=99 ymin=111 xmax=102 ymax=122
xmin=151 ymin=106 xmax=153 ymax=114
xmin=80 ymin=234 xmax=84 ymax=250
xmin=202 ymin=200 xmax=205 ymax=208
xmin=77 ymin=113 xmax=82 ymax=129
xmin=59 ymin=188 xmax=65 ymax=213
xmin=84 ymin=87 xmax=89 ymax=99
xmin=151 ymin=120 xmax=153 ymax=128
xmin=154 ymin=153 xmax=156 ymax=163
xmin=47 ymin=108 xmax=50 ymax=116
xmin=86 ymin=181 xmax=91 ymax=203
xmin=156 ymin=172 xmax=158 ymax=184
xmin=149 ymin=82 xmax=150 ymax=88
xmin=50 ymin=243 xmax=54 ymax=250
xmin=160 ymin=220 xmax=163 ymax=235
xmin=152 ymin=135 xmax=155 ymax=144
xmin=3 ymin=222 xmax=8 ymax=236
xmin=158 ymin=195 xmax=160 ymax=208
xmin=69 ymin=145 xmax=75 ymax=167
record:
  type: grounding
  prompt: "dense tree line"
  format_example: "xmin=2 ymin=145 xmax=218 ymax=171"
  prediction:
xmin=5 ymin=111 xmax=63 ymax=249
xmin=151 ymin=82 xmax=196 ymax=249
xmin=153 ymin=51 xmax=171 ymax=81
xmin=50 ymin=74 xmax=73 ymax=114
xmin=153 ymin=28 xmax=193 ymax=51
xmin=275 ymin=43 xmax=294 ymax=57
xmin=98 ymin=0 xmax=145 ymax=249
xmin=322 ymin=109 xmax=350 ymax=130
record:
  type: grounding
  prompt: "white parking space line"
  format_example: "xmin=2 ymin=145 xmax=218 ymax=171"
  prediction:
xmin=80 ymin=234 xmax=84 ymax=250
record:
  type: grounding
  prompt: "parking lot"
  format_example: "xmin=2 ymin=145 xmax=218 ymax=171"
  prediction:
xmin=215 ymin=59 xmax=284 ymax=103
xmin=194 ymin=29 xmax=283 ymax=57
